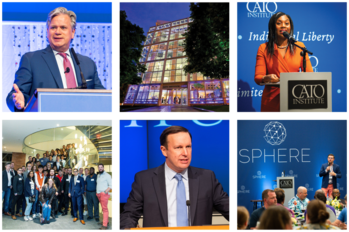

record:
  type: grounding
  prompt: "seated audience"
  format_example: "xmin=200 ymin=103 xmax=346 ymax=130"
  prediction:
xmin=331 ymin=194 xmax=347 ymax=229
xmin=258 ymin=205 xmax=293 ymax=229
xmin=305 ymin=190 xmax=336 ymax=223
xmin=332 ymin=189 xmax=346 ymax=207
xmin=275 ymin=190 xmax=295 ymax=217
xmin=298 ymin=199 xmax=339 ymax=230
xmin=248 ymin=189 xmax=277 ymax=229
xmin=288 ymin=186 xmax=309 ymax=213
xmin=238 ymin=206 xmax=249 ymax=230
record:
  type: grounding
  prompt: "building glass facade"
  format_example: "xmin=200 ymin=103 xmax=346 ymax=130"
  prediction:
xmin=124 ymin=17 xmax=229 ymax=106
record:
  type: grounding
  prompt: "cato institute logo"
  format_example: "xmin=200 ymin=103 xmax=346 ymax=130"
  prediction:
xmin=264 ymin=121 xmax=287 ymax=146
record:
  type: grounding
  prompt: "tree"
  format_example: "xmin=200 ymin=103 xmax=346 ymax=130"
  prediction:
xmin=120 ymin=10 xmax=147 ymax=103
xmin=183 ymin=3 xmax=229 ymax=79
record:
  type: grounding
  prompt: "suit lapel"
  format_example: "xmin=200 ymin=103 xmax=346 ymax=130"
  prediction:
xmin=41 ymin=46 xmax=64 ymax=88
xmin=153 ymin=164 xmax=168 ymax=226
xmin=188 ymin=166 xmax=199 ymax=224
xmin=70 ymin=49 xmax=82 ymax=87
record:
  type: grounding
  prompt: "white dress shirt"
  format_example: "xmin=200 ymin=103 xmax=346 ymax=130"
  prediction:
xmin=164 ymin=162 xmax=190 ymax=227
xmin=52 ymin=49 xmax=78 ymax=88
xmin=7 ymin=170 xmax=12 ymax=186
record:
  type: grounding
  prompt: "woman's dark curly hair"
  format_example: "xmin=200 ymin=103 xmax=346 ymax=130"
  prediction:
xmin=267 ymin=12 xmax=294 ymax=57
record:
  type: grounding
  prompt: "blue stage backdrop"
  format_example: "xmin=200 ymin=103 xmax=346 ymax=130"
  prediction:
xmin=120 ymin=120 xmax=230 ymax=203
xmin=238 ymin=120 xmax=347 ymax=215
xmin=238 ymin=3 xmax=347 ymax=112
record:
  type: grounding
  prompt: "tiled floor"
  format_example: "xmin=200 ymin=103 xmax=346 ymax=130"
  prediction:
xmin=0 ymin=211 xmax=114 ymax=232
xmin=125 ymin=106 xmax=207 ymax=114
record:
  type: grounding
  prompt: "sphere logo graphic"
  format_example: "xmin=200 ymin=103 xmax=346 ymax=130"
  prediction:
xmin=264 ymin=121 xmax=287 ymax=145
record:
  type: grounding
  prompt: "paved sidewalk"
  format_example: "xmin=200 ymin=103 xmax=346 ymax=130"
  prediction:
xmin=124 ymin=106 xmax=208 ymax=114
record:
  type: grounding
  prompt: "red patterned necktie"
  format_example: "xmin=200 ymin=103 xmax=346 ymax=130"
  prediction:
xmin=58 ymin=53 xmax=77 ymax=88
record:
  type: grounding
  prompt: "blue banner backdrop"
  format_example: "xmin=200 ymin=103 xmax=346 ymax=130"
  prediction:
xmin=238 ymin=120 xmax=347 ymax=215
xmin=237 ymin=2 xmax=347 ymax=112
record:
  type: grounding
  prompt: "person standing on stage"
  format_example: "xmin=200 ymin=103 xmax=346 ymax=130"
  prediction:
xmin=319 ymin=154 xmax=342 ymax=198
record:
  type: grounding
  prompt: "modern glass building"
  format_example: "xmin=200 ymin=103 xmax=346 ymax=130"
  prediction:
xmin=124 ymin=18 xmax=229 ymax=106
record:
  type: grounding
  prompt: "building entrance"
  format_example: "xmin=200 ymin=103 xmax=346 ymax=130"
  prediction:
xmin=160 ymin=88 xmax=188 ymax=105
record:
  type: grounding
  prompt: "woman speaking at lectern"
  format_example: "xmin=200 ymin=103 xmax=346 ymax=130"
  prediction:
xmin=254 ymin=12 xmax=313 ymax=112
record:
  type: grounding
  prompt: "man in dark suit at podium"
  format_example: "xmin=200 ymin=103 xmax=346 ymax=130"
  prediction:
xmin=120 ymin=126 xmax=229 ymax=229
xmin=6 ymin=7 xmax=105 ymax=112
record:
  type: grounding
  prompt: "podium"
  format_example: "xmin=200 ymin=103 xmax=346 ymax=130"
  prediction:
xmin=277 ymin=176 xmax=295 ymax=207
xmin=131 ymin=225 xmax=229 ymax=230
xmin=280 ymin=72 xmax=332 ymax=112
xmin=24 ymin=88 xmax=112 ymax=112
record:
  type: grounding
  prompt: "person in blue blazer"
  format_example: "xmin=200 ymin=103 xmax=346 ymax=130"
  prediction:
xmin=6 ymin=7 xmax=105 ymax=112
xmin=319 ymin=154 xmax=342 ymax=198
xmin=69 ymin=168 xmax=85 ymax=224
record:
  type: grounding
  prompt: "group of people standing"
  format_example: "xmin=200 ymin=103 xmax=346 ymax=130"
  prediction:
xmin=2 ymin=144 xmax=112 ymax=230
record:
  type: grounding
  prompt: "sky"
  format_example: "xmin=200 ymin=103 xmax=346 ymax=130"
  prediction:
xmin=120 ymin=3 xmax=191 ymax=37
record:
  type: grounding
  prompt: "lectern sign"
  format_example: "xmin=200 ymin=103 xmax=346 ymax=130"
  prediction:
xmin=279 ymin=179 xmax=293 ymax=189
xmin=288 ymin=80 xmax=328 ymax=110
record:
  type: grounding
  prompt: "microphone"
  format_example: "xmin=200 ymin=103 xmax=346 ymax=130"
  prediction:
xmin=282 ymin=31 xmax=297 ymax=44
xmin=70 ymin=48 xmax=87 ymax=89
xmin=186 ymin=200 xmax=191 ymax=226
xmin=64 ymin=67 xmax=70 ymax=74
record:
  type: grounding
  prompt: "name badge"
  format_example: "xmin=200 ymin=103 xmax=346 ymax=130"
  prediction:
xmin=66 ymin=179 xmax=70 ymax=182
xmin=77 ymin=180 xmax=80 ymax=183
xmin=19 ymin=178 xmax=22 ymax=181
xmin=91 ymin=179 xmax=94 ymax=181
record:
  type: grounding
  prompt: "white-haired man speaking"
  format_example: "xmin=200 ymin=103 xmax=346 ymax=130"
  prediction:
xmin=6 ymin=7 xmax=105 ymax=112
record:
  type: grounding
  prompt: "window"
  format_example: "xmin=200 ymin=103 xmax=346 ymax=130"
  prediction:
xmin=152 ymin=29 xmax=170 ymax=44
xmin=163 ymin=58 xmax=188 ymax=82
xmin=170 ymin=25 xmax=188 ymax=40
xmin=145 ymin=33 xmax=154 ymax=45
xmin=142 ymin=61 xmax=164 ymax=84
xmin=135 ymin=85 xmax=160 ymax=104
xmin=167 ymin=39 xmax=186 ymax=58
xmin=190 ymin=73 xmax=207 ymax=81
xmin=147 ymin=43 xmax=167 ymax=61
xmin=124 ymin=85 xmax=139 ymax=104
xmin=157 ymin=23 xmax=170 ymax=30
xmin=139 ymin=46 xmax=149 ymax=62
xmin=149 ymin=27 xmax=156 ymax=32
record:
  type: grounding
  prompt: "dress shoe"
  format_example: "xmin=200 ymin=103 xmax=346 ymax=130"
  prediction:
xmin=87 ymin=216 xmax=93 ymax=220
xmin=51 ymin=214 xmax=56 ymax=219
xmin=80 ymin=220 xmax=85 ymax=225
xmin=16 ymin=213 xmax=22 ymax=217
xmin=98 ymin=222 xmax=109 ymax=226
xmin=73 ymin=217 xmax=78 ymax=222
xmin=11 ymin=215 xmax=17 ymax=220
xmin=62 ymin=212 xmax=67 ymax=216
xmin=95 ymin=218 xmax=99 ymax=222
xmin=99 ymin=226 xmax=108 ymax=230
xmin=58 ymin=210 xmax=63 ymax=214
xmin=4 ymin=212 xmax=11 ymax=216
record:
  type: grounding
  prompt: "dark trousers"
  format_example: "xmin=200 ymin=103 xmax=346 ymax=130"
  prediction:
xmin=57 ymin=194 xmax=63 ymax=212
xmin=51 ymin=198 xmax=57 ymax=215
xmin=63 ymin=193 xmax=73 ymax=214
xmin=11 ymin=194 xmax=23 ymax=215
xmin=22 ymin=196 xmax=26 ymax=214
xmin=9 ymin=189 xmax=14 ymax=213
xmin=86 ymin=191 xmax=99 ymax=218
xmin=72 ymin=194 xmax=83 ymax=220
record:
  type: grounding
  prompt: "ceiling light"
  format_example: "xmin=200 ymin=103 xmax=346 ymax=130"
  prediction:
xmin=57 ymin=124 xmax=59 ymax=127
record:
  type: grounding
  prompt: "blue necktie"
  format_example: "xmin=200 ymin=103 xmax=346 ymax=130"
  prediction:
xmin=175 ymin=173 xmax=188 ymax=227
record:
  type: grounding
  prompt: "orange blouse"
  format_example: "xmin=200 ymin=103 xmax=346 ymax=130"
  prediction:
xmin=255 ymin=42 xmax=313 ymax=112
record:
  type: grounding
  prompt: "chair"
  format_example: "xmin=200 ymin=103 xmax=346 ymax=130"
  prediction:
xmin=326 ymin=207 xmax=336 ymax=223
